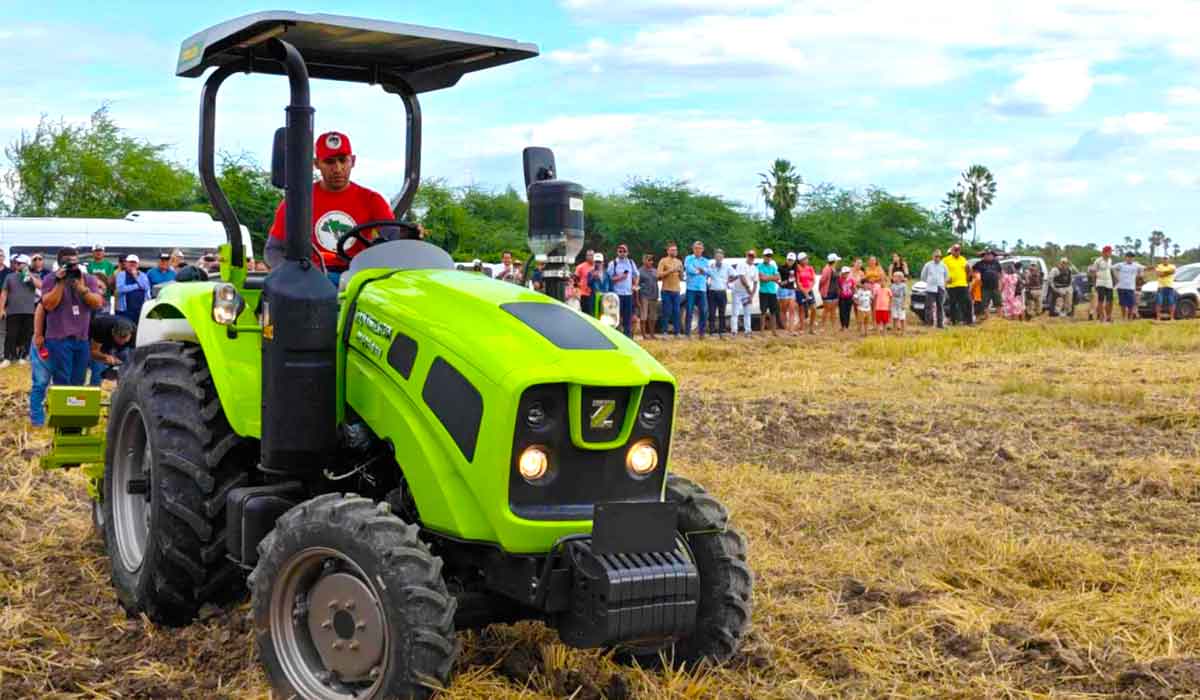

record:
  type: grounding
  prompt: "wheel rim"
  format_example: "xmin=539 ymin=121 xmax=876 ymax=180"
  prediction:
xmin=270 ymin=547 xmax=389 ymax=699
xmin=112 ymin=406 xmax=152 ymax=572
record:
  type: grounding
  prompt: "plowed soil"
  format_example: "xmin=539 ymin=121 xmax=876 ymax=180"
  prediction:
xmin=2 ymin=319 xmax=1199 ymax=699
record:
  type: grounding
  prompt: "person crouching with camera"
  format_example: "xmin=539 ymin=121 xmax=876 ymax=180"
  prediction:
xmin=41 ymin=247 xmax=104 ymax=385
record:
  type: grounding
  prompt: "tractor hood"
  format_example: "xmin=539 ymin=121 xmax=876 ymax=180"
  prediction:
xmin=345 ymin=268 xmax=671 ymax=390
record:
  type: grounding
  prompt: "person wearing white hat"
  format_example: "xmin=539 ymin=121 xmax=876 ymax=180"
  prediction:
xmin=778 ymin=252 xmax=799 ymax=333
xmin=115 ymin=254 xmax=150 ymax=323
xmin=756 ymin=248 xmax=780 ymax=335
xmin=586 ymin=252 xmax=611 ymax=318
xmin=819 ymin=253 xmax=841 ymax=332
xmin=795 ymin=252 xmax=817 ymax=334
xmin=836 ymin=265 xmax=856 ymax=331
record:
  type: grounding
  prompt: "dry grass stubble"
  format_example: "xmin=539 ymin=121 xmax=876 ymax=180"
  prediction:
xmin=1 ymin=319 xmax=1199 ymax=698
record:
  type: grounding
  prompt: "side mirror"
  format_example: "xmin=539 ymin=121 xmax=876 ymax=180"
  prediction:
xmin=523 ymin=147 xmax=556 ymax=188
xmin=270 ymin=127 xmax=287 ymax=189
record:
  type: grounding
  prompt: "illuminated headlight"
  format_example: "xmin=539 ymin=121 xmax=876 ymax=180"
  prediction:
xmin=211 ymin=283 xmax=245 ymax=325
xmin=518 ymin=445 xmax=551 ymax=483
xmin=600 ymin=292 xmax=620 ymax=327
xmin=626 ymin=439 xmax=659 ymax=477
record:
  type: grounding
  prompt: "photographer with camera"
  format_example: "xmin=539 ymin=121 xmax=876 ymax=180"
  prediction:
xmin=40 ymin=247 xmax=104 ymax=385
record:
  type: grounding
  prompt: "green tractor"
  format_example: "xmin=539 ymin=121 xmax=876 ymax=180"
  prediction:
xmin=89 ymin=12 xmax=752 ymax=698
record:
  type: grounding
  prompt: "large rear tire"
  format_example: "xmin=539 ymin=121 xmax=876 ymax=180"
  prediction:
xmin=620 ymin=474 xmax=753 ymax=667
xmin=251 ymin=494 xmax=458 ymax=700
xmin=103 ymin=341 xmax=251 ymax=626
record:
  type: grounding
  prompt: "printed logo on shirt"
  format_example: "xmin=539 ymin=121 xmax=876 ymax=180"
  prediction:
xmin=315 ymin=211 xmax=357 ymax=251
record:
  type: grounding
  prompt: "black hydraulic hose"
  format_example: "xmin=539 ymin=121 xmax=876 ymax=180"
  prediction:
xmin=267 ymin=38 xmax=314 ymax=263
xmin=199 ymin=64 xmax=246 ymax=268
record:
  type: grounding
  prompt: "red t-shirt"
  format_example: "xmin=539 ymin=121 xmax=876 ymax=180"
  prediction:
xmin=269 ymin=182 xmax=394 ymax=270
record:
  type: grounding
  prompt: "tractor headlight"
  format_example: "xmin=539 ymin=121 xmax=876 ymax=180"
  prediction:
xmin=518 ymin=445 xmax=551 ymax=483
xmin=211 ymin=283 xmax=245 ymax=325
xmin=626 ymin=439 xmax=659 ymax=478
xmin=600 ymin=292 xmax=620 ymax=327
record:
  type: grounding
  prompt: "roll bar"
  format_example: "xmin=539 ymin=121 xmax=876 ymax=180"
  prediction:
xmin=196 ymin=41 xmax=423 ymax=267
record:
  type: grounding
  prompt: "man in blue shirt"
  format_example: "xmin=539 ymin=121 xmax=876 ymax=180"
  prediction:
xmin=606 ymin=243 xmax=639 ymax=337
xmin=115 ymin=255 xmax=151 ymax=323
xmin=146 ymin=252 xmax=177 ymax=288
xmin=683 ymin=240 xmax=711 ymax=338
xmin=756 ymin=248 xmax=781 ymax=335
xmin=707 ymin=248 xmax=733 ymax=337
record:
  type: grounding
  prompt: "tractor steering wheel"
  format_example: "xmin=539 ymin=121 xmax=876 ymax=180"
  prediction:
xmin=335 ymin=220 xmax=423 ymax=261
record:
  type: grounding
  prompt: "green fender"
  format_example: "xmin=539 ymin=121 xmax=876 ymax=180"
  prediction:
xmin=140 ymin=281 xmax=264 ymax=438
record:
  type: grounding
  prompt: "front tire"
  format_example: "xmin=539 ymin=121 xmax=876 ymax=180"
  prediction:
xmin=622 ymin=474 xmax=753 ymax=667
xmin=251 ymin=494 xmax=458 ymax=700
xmin=103 ymin=342 xmax=250 ymax=625
xmin=1176 ymin=297 xmax=1197 ymax=320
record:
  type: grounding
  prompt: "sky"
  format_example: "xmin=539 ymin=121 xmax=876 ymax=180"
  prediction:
xmin=0 ymin=0 xmax=1197 ymax=248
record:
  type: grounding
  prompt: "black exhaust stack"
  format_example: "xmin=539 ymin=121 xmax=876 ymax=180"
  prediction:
xmin=259 ymin=38 xmax=339 ymax=475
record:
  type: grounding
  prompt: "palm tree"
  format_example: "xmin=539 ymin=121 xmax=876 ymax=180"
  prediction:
xmin=1133 ymin=238 xmax=1143 ymax=256
xmin=960 ymin=164 xmax=997 ymax=245
xmin=942 ymin=187 xmax=969 ymax=243
xmin=1149 ymin=230 xmax=1164 ymax=258
xmin=1173 ymin=243 xmax=1182 ymax=258
xmin=758 ymin=159 xmax=802 ymax=228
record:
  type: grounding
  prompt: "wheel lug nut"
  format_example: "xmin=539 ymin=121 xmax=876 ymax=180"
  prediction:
xmin=369 ymin=666 xmax=380 ymax=679
xmin=332 ymin=641 xmax=344 ymax=650
xmin=344 ymin=600 xmax=356 ymax=610
xmin=356 ymin=621 xmax=366 ymax=630
xmin=328 ymin=599 xmax=339 ymax=609
xmin=349 ymin=641 xmax=360 ymax=651
xmin=321 ymin=620 xmax=332 ymax=629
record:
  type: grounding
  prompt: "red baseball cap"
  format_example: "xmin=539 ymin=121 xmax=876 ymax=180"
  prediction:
xmin=315 ymin=131 xmax=353 ymax=160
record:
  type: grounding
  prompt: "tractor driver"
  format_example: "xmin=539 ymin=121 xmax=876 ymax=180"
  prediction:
xmin=265 ymin=131 xmax=397 ymax=284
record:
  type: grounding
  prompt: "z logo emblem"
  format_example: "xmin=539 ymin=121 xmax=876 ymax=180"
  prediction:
xmin=590 ymin=399 xmax=616 ymax=430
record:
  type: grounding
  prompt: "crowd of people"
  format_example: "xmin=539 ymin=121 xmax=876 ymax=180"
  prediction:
xmin=543 ymin=240 xmax=1187 ymax=339
xmin=0 ymin=244 xmax=224 ymax=426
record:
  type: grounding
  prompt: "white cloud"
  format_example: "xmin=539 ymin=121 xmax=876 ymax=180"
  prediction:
xmin=1124 ymin=173 xmax=1146 ymax=186
xmin=1099 ymin=112 xmax=1169 ymax=135
xmin=1166 ymin=86 xmax=1200 ymax=106
xmin=989 ymin=57 xmax=1093 ymax=116
xmin=1048 ymin=178 xmax=1089 ymax=196
xmin=1167 ymin=170 xmax=1199 ymax=187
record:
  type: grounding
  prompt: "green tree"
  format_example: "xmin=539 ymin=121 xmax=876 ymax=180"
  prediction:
xmin=207 ymin=152 xmax=279 ymax=255
xmin=758 ymin=158 xmax=803 ymax=228
xmin=960 ymin=164 xmax=996 ymax=245
xmin=2 ymin=107 xmax=198 ymax=217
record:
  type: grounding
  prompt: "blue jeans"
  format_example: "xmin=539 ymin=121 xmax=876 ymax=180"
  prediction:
xmin=45 ymin=337 xmax=90 ymax=385
xmin=660 ymin=291 xmax=682 ymax=336
xmin=29 ymin=341 xmax=51 ymax=427
xmin=90 ymin=345 xmax=132 ymax=385
xmin=617 ymin=294 xmax=634 ymax=337
xmin=685 ymin=289 xmax=709 ymax=336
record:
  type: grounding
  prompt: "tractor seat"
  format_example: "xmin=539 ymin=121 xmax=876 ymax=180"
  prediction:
xmin=341 ymin=239 xmax=455 ymax=287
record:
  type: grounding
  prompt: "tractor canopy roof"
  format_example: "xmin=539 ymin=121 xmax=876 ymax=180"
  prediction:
xmin=176 ymin=11 xmax=539 ymax=93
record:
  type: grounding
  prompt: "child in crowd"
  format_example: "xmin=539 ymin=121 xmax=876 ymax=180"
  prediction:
xmin=889 ymin=272 xmax=907 ymax=333
xmin=837 ymin=266 xmax=855 ymax=331
xmin=873 ymin=278 xmax=893 ymax=334
xmin=969 ymin=270 xmax=983 ymax=323
xmin=854 ymin=278 xmax=874 ymax=335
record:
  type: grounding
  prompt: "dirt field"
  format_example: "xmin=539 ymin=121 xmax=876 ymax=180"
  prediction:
xmin=2 ymin=319 xmax=1199 ymax=699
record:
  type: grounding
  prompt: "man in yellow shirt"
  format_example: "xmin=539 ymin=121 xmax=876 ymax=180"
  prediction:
xmin=657 ymin=243 xmax=684 ymax=336
xmin=1155 ymin=256 xmax=1176 ymax=321
xmin=943 ymin=243 xmax=972 ymax=326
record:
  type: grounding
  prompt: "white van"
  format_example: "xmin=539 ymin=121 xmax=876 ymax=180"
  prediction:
xmin=0 ymin=211 xmax=255 ymax=267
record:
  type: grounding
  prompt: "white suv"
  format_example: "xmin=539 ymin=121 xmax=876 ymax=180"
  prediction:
xmin=1138 ymin=263 xmax=1200 ymax=319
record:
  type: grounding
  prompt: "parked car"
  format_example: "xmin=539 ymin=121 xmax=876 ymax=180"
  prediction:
xmin=1138 ymin=262 xmax=1200 ymax=319
xmin=911 ymin=255 xmax=1049 ymax=321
